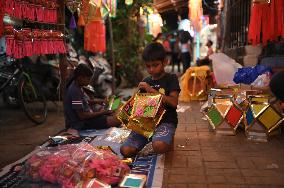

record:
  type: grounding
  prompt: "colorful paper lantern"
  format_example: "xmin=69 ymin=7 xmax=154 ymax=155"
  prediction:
xmin=214 ymin=96 xmax=233 ymax=117
xmin=206 ymin=93 xmax=243 ymax=135
xmin=180 ymin=66 xmax=211 ymax=101
xmin=245 ymin=95 xmax=284 ymax=142
xmin=117 ymin=93 xmax=165 ymax=138
xmin=205 ymin=105 xmax=223 ymax=130
xmin=225 ymin=105 xmax=243 ymax=129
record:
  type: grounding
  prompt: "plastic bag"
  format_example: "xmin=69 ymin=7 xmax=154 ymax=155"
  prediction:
xmin=251 ymin=72 xmax=271 ymax=87
xmin=103 ymin=127 xmax=131 ymax=143
xmin=24 ymin=143 xmax=130 ymax=187
xmin=233 ymin=65 xmax=271 ymax=84
xmin=209 ymin=53 xmax=242 ymax=86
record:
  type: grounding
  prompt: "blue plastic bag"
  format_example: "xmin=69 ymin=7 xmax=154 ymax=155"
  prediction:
xmin=233 ymin=65 xmax=271 ymax=84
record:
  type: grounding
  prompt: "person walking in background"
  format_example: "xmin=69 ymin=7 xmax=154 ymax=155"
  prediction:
xmin=197 ymin=39 xmax=214 ymax=67
xmin=179 ymin=31 xmax=192 ymax=73
xmin=171 ymin=33 xmax=181 ymax=72
xmin=163 ymin=34 xmax=172 ymax=65
xmin=153 ymin=33 xmax=163 ymax=44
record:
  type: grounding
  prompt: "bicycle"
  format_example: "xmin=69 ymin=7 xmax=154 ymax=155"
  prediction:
xmin=0 ymin=55 xmax=47 ymax=124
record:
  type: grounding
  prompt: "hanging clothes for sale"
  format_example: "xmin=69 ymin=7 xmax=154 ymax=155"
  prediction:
xmin=0 ymin=0 xmax=5 ymax=38
xmin=270 ymin=0 xmax=284 ymax=40
xmin=248 ymin=2 xmax=271 ymax=46
xmin=248 ymin=0 xmax=284 ymax=46
xmin=84 ymin=20 xmax=106 ymax=53
xmin=188 ymin=0 xmax=203 ymax=32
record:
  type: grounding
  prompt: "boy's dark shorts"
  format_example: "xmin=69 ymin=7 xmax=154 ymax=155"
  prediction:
xmin=121 ymin=122 xmax=176 ymax=150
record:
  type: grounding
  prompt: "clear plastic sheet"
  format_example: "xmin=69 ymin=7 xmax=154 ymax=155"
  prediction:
xmin=103 ymin=127 xmax=131 ymax=144
xmin=24 ymin=143 xmax=130 ymax=187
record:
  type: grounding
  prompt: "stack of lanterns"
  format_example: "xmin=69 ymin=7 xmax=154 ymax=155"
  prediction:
xmin=205 ymin=88 xmax=284 ymax=141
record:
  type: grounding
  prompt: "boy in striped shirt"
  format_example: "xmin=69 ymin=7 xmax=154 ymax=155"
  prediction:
xmin=64 ymin=64 xmax=120 ymax=132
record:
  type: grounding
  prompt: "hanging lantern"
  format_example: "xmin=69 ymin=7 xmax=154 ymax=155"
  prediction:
xmin=69 ymin=14 xmax=77 ymax=29
xmin=125 ymin=0 xmax=133 ymax=5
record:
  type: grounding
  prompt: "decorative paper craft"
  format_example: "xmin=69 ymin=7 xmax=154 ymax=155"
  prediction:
xmin=205 ymin=105 xmax=223 ymax=129
xmin=214 ymin=96 xmax=233 ymax=117
xmin=258 ymin=106 xmax=282 ymax=130
xmin=119 ymin=174 xmax=147 ymax=188
xmin=77 ymin=178 xmax=111 ymax=188
xmin=245 ymin=95 xmax=284 ymax=141
xmin=225 ymin=105 xmax=243 ymax=128
xmin=117 ymin=96 xmax=135 ymax=125
xmin=117 ymin=93 xmax=165 ymax=138
xmin=131 ymin=93 xmax=163 ymax=118
xmin=245 ymin=107 xmax=254 ymax=128
xmin=108 ymin=96 xmax=121 ymax=110
xmin=206 ymin=92 xmax=243 ymax=135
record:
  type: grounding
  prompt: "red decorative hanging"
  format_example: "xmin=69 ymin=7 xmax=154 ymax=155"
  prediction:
xmin=270 ymin=0 xmax=284 ymax=40
xmin=0 ymin=0 xmax=5 ymax=38
xmin=248 ymin=0 xmax=284 ymax=46
xmin=84 ymin=20 xmax=106 ymax=53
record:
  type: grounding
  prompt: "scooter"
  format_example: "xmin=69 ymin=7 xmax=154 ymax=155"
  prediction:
xmin=89 ymin=55 xmax=113 ymax=98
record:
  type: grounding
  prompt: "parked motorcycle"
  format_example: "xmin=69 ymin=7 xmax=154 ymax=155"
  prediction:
xmin=89 ymin=55 xmax=113 ymax=98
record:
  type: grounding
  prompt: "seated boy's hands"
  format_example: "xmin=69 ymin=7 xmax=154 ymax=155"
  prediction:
xmin=138 ymin=82 xmax=155 ymax=93
xmin=98 ymin=108 xmax=114 ymax=115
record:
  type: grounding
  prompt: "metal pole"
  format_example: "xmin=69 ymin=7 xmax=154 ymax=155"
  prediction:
xmin=108 ymin=15 xmax=115 ymax=95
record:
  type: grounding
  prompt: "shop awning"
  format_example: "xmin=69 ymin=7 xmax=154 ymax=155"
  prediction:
xmin=153 ymin=0 xmax=188 ymax=13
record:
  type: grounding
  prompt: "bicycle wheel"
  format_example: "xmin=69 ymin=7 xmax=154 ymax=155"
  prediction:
xmin=18 ymin=75 xmax=47 ymax=124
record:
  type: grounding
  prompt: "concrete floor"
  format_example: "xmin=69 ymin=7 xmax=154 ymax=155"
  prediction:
xmin=164 ymin=101 xmax=284 ymax=188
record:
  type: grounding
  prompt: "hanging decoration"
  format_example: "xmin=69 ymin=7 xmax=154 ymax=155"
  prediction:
xmin=106 ymin=0 xmax=117 ymax=18
xmin=248 ymin=0 xmax=283 ymax=46
xmin=84 ymin=20 xmax=106 ymax=53
xmin=66 ymin=0 xmax=81 ymax=29
xmin=77 ymin=10 xmax=86 ymax=26
xmin=0 ymin=0 xmax=4 ymax=38
xmin=76 ymin=2 xmax=85 ymax=26
xmin=69 ymin=14 xmax=77 ymax=29
xmin=188 ymin=0 xmax=203 ymax=32
xmin=100 ymin=3 xmax=110 ymax=20
xmin=125 ymin=0 xmax=133 ymax=5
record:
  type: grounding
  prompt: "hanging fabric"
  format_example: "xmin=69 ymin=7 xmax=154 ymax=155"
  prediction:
xmin=100 ymin=3 xmax=109 ymax=20
xmin=270 ymin=0 xmax=284 ymax=40
xmin=84 ymin=20 xmax=106 ymax=53
xmin=78 ymin=14 xmax=86 ymax=26
xmin=248 ymin=0 xmax=283 ymax=46
xmin=0 ymin=0 xmax=5 ymax=38
xmin=248 ymin=2 xmax=271 ymax=46
xmin=107 ymin=0 xmax=117 ymax=17
xmin=69 ymin=14 xmax=77 ymax=29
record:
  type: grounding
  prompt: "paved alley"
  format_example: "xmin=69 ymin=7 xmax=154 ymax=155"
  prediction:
xmin=163 ymin=101 xmax=284 ymax=188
